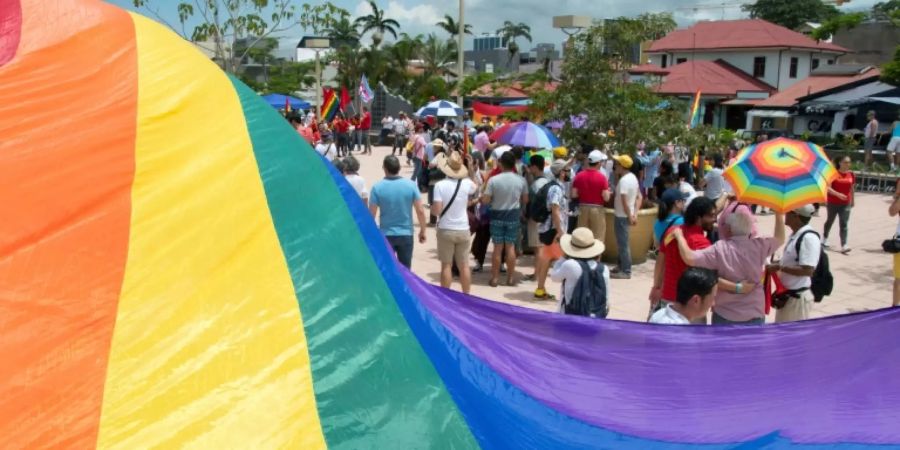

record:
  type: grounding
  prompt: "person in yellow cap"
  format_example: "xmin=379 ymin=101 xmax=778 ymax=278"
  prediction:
xmin=611 ymin=154 xmax=642 ymax=279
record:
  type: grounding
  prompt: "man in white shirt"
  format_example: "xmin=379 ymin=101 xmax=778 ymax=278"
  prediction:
xmin=767 ymin=204 xmax=820 ymax=322
xmin=650 ymin=267 xmax=718 ymax=324
xmin=391 ymin=112 xmax=409 ymax=157
xmin=611 ymin=154 xmax=642 ymax=279
xmin=431 ymin=151 xmax=477 ymax=293
xmin=315 ymin=133 xmax=337 ymax=162
xmin=550 ymin=227 xmax=610 ymax=318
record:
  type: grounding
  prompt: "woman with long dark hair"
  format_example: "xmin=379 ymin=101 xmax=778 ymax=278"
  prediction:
xmin=823 ymin=155 xmax=855 ymax=254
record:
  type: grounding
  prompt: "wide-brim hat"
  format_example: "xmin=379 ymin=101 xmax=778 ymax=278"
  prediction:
xmin=440 ymin=150 xmax=469 ymax=179
xmin=560 ymin=227 xmax=605 ymax=259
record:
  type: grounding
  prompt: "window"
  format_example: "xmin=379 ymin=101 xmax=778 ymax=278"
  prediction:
xmin=676 ymin=57 xmax=687 ymax=64
xmin=789 ymin=57 xmax=798 ymax=78
xmin=661 ymin=54 xmax=668 ymax=68
xmin=753 ymin=56 xmax=766 ymax=78
xmin=827 ymin=59 xmax=834 ymax=65
xmin=812 ymin=58 xmax=820 ymax=70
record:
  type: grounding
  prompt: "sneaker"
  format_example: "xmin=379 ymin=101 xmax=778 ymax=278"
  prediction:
xmin=823 ymin=240 xmax=831 ymax=249
xmin=609 ymin=267 xmax=622 ymax=275
xmin=472 ymin=264 xmax=483 ymax=273
xmin=841 ymin=246 xmax=852 ymax=254
xmin=610 ymin=272 xmax=631 ymax=280
xmin=533 ymin=288 xmax=555 ymax=300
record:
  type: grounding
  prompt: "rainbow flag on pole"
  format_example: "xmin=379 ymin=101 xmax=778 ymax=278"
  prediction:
xmin=321 ymin=87 xmax=339 ymax=121
xmin=689 ymin=89 xmax=702 ymax=128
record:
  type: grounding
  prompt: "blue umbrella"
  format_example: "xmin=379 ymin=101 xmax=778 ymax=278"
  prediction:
xmin=416 ymin=100 xmax=464 ymax=118
xmin=261 ymin=93 xmax=311 ymax=111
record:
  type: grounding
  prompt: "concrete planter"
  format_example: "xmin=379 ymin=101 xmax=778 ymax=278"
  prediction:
xmin=601 ymin=206 xmax=659 ymax=266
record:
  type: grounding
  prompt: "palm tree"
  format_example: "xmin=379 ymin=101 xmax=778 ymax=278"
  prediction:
xmin=326 ymin=17 xmax=361 ymax=49
xmin=421 ymin=33 xmax=457 ymax=78
xmin=498 ymin=21 xmax=532 ymax=63
xmin=436 ymin=14 xmax=472 ymax=37
xmin=354 ymin=1 xmax=400 ymax=48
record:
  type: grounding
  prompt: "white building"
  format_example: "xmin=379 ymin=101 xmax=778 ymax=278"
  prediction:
xmin=646 ymin=19 xmax=848 ymax=91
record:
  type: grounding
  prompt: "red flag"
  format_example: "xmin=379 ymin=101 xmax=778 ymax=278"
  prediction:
xmin=339 ymin=86 xmax=351 ymax=112
xmin=284 ymin=96 xmax=292 ymax=114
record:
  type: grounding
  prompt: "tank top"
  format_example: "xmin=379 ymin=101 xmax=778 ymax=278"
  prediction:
xmin=893 ymin=122 xmax=900 ymax=138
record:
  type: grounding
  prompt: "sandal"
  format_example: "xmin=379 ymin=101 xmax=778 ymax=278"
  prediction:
xmin=506 ymin=278 xmax=518 ymax=287
xmin=533 ymin=289 xmax=556 ymax=300
xmin=489 ymin=279 xmax=499 ymax=288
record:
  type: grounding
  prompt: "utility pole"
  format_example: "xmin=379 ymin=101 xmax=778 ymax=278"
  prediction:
xmin=457 ymin=0 xmax=465 ymax=106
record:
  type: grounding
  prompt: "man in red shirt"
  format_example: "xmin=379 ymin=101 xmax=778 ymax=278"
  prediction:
xmin=359 ymin=106 xmax=372 ymax=155
xmin=332 ymin=113 xmax=351 ymax=157
xmin=655 ymin=195 xmax=716 ymax=323
xmin=571 ymin=149 xmax=611 ymax=241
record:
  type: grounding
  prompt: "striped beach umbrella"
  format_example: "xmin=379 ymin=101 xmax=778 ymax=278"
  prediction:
xmin=415 ymin=99 xmax=464 ymax=117
xmin=490 ymin=121 xmax=561 ymax=149
xmin=724 ymin=137 xmax=838 ymax=213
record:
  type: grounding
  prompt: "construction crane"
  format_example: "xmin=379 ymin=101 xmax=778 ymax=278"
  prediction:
xmin=676 ymin=0 xmax=852 ymax=20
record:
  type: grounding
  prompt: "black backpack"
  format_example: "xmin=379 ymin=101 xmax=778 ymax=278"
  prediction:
xmin=794 ymin=230 xmax=833 ymax=303
xmin=527 ymin=180 xmax=559 ymax=223
xmin=565 ymin=260 xmax=609 ymax=318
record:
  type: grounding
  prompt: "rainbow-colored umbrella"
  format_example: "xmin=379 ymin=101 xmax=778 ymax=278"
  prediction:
xmin=724 ymin=137 xmax=838 ymax=213
xmin=490 ymin=121 xmax=561 ymax=149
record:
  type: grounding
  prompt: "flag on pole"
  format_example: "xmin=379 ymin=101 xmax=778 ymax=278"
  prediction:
xmin=359 ymin=74 xmax=374 ymax=104
xmin=284 ymin=96 xmax=292 ymax=115
xmin=689 ymin=90 xmax=702 ymax=128
xmin=339 ymin=86 xmax=351 ymax=112
xmin=321 ymin=88 xmax=339 ymax=122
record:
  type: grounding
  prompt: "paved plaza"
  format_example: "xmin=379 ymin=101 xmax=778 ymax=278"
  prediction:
xmin=352 ymin=145 xmax=898 ymax=322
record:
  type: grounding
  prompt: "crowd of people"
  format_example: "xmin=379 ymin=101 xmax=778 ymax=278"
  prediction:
xmin=288 ymin=109 xmax=897 ymax=324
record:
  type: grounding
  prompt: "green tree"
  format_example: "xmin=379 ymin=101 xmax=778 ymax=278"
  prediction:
xmin=601 ymin=13 xmax=676 ymax=68
xmin=882 ymin=46 xmax=900 ymax=85
xmin=354 ymin=0 xmax=400 ymax=47
xmin=873 ymin=0 xmax=900 ymax=23
xmin=326 ymin=16 xmax=361 ymax=48
xmin=458 ymin=71 xmax=496 ymax=96
xmin=265 ymin=61 xmax=317 ymax=94
xmin=497 ymin=21 xmax=532 ymax=62
xmin=533 ymin=17 xmax=695 ymax=154
xmin=421 ymin=34 xmax=457 ymax=78
xmin=742 ymin=0 xmax=840 ymax=30
xmin=132 ymin=0 xmax=296 ymax=74
xmin=812 ymin=12 xmax=866 ymax=40
xmin=299 ymin=2 xmax=350 ymax=34
xmin=436 ymin=14 xmax=473 ymax=37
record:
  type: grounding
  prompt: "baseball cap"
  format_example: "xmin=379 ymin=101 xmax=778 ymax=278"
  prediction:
xmin=791 ymin=204 xmax=815 ymax=218
xmin=613 ymin=154 xmax=634 ymax=169
xmin=553 ymin=146 xmax=568 ymax=158
xmin=661 ymin=188 xmax=690 ymax=205
xmin=588 ymin=150 xmax=607 ymax=164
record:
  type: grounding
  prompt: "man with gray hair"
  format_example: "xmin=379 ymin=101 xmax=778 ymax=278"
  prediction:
xmin=673 ymin=207 xmax=785 ymax=325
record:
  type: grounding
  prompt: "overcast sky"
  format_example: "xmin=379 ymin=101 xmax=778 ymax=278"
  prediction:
xmin=108 ymin=0 xmax=881 ymax=56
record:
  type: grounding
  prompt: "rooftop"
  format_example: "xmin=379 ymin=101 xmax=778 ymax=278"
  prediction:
xmin=754 ymin=66 xmax=881 ymax=108
xmin=648 ymin=19 xmax=849 ymax=54
xmin=654 ymin=59 xmax=774 ymax=97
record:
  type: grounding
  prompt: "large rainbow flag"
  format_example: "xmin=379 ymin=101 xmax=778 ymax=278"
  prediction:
xmin=1 ymin=1 xmax=899 ymax=448
xmin=689 ymin=89 xmax=702 ymax=128
xmin=321 ymin=87 xmax=339 ymax=122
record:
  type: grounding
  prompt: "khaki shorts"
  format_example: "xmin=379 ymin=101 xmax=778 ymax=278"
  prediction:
xmin=775 ymin=289 xmax=813 ymax=323
xmin=437 ymin=229 xmax=472 ymax=265
xmin=577 ymin=205 xmax=606 ymax=241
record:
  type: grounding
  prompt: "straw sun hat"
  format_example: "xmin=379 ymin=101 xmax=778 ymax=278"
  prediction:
xmin=560 ymin=227 xmax=605 ymax=259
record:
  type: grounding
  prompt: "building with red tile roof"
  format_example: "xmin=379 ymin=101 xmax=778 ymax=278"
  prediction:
xmin=645 ymin=19 xmax=848 ymax=92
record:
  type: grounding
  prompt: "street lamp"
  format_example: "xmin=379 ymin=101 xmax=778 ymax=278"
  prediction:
xmin=298 ymin=36 xmax=331 ymax=118
xmin=553 ymin=15 xmax=590 ymax=56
